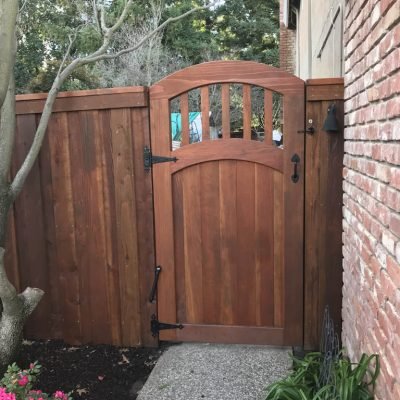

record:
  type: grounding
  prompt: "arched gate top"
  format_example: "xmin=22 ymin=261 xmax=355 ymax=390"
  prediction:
xmin=150 ymin=60 xmax=304 ymax=100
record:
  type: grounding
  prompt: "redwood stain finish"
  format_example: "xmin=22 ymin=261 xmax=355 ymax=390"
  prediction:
xmin=304 ymin=79 xmax=344 ymax=350
xmin=6 ymin=89 xmax=156 ymax=346
xmin=150 ymin=61 xmax=305 ymax=345
xmin=3 ymin=67 xmax=343 ymax=349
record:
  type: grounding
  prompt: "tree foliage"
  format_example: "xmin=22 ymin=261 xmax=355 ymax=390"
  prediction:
xmin=213 ymin=0 xmax=279 ymax=64
xmin=15 ymin=0 xmax=280 ymax=93
xmin=16 ymin=0 xmax=100 ymax=93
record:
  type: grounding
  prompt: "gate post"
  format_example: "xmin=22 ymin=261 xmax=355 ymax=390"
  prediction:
xmin=304 ymin=78 xmax=344 ymax=350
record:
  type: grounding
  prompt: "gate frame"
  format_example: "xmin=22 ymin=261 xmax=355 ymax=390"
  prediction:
xmin=149 ymin=60 xmax=306 ymax=346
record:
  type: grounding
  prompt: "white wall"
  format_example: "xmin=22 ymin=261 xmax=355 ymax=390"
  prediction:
xmin=295 ymin=0 xmax=344 ymax=79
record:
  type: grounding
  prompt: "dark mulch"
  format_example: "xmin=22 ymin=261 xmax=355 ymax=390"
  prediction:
xmin=16 ymin=340 xmax=166 ymax=400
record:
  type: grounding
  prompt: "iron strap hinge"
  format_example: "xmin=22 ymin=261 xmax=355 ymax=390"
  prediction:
xmin=144 ymin=146 xmax=177 ymax=171
xmin=151 ymin=314 xmax=184 ymax=337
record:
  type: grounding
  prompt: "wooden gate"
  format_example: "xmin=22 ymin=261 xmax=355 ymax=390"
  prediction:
xmin=150 ymin=61 xmax=304 ymax=345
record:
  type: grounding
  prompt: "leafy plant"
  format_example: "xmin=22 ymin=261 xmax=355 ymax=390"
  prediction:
xmin=264 ymin=351 xmax=379 ymax=400
xmin=0 ymin=363 xmax=72 ymax=400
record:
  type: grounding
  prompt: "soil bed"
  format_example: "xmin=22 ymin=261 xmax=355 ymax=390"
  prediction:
xmin=17 ymin=340 xmax=165 ymax=400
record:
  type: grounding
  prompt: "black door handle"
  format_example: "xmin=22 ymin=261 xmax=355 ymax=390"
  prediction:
xmin=291 ymin=154 xmax=300 ymax=183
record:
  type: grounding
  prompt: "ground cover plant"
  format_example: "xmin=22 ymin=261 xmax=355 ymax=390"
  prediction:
xmin=264 ymin=308 xmax=380 ymax=400
xmin=0 ymin=361 xmax=70 ymax=400
xmin=264 ymin=351 xmax=379 ymax=400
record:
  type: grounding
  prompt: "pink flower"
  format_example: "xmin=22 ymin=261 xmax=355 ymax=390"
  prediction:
xmin=17 ymin=375 xmax=29 ymax=386
xmin=0 ymin=388 xmax=16 ymax=400
xmin=30 ymin=363 xmax=35 ymax=369
xmin=54 ymin=391 xmax=68 ymax=400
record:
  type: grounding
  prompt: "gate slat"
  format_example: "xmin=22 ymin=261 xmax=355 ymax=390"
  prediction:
xmin=243 ymin=85 xmax=252 ymax=140
xmin=273 ymin=171 xmax=284 ymax=327
xmin=235 ymin=162 xmax=256 ymax=324
xmin=182 ymin=165 xmax=204 ymax=323
xmin=264 ymin=90 xmax=273 ymax=141
xmin=201 ymin=86 xmax=210 ymax=140
xmin=200 ymin=162 xmax=221 ymax=324
xmin=181 ymin=93 xmax=190 ymax=145
xmin=221 ymin=84 xmax=230 ymax=139
xmin=219 ymin=160 xmax=237 ymax=324
xmin=255 ymin=165 xmax=275 ymax=327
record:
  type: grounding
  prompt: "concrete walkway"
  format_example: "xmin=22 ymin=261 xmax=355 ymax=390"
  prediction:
xmin=137 ymin=343 xmax=291 ymax=400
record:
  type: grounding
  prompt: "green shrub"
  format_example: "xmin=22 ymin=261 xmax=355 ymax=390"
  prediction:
xmin=264 ymin=351 xmax=379 ymax=400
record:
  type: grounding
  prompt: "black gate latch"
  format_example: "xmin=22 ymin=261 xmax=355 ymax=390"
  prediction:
xmin=151 ymin=314 xmax=184 ymax=337
xmin=149 ymin=266 xmax=161 ymax=303
xmin=144 ymin=146 xmax=177 ymax=171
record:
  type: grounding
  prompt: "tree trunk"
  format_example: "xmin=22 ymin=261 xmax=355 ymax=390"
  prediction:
xmin=0 ymin=187 xmax=11 ymax=248
xmin=0 ymin=304 xmax=25 ymax=374
xmin=0 ymin=247 xmax=44 ymax=373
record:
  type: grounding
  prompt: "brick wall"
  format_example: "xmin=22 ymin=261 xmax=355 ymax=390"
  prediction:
xmin=279 ymin=0 xmax=296 ymax=74
xmin=342 ymin=1 xmax=400 ymax=399
xmin=280 ymin=25 xmax=296 ymax=73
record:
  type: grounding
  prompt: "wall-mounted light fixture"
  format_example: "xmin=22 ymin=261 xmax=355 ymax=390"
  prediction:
xmin=322 ymin=104 xmax=339 ymax=133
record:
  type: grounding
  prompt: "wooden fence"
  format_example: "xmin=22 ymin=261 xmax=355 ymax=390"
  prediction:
xmin=5 ymin=87 xmax=157 ymax=347
xmin=4 ymin=79 xmax=344 ymax=349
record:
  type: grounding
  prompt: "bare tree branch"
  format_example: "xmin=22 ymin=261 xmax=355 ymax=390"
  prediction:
xmin=99 ymin=4 xmax=108 ymax=33
xmin=57 ymin=28 xmax=81 ymax=77
xmin=85 ymin=4 xmax=213 ymax=63
xmin=10 ymin=0 xmax=217 ymax=199
xmin=92 ymin=0 xmax=101 ymax=32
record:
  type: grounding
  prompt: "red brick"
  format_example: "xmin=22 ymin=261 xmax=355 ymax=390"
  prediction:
xmin=390 ymin=214 xmax=400 ymax=238
xmin=386 ymin=255 xmax=400 ymax=288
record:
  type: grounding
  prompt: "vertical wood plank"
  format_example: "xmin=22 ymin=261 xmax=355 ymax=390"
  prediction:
xmin=273 ymin=171 xmax=284 ymax=327
xmin=151 ymin=98 xmax=177 ymax=341
xmin=99 ymin=109 xmax=122 ymax=345
xmin=235 ymin=161 xmax=256 ymax=325
xmin=48 ymin=112 xmax=82 ymax=343
xmin=13 ymin=114 xmax=50 ymax=339
xmin=131 ymin=107 xmax=158 ymax=347
xmin=219 ymin=160 xmax=237 ymax=324
xmin=201 ymin=86 xmax=210 ymax=140
xmin=67 ymin=111 xmax=91 ymax=343
xmin=255 ymin=165 xmax=275 ymax=327
xmin=86 ymin=109 xmax=115 ymax=344
xmin=264 ymin=90 xmax=273 ymax=140
xmin=110 ymin=108 xmax=141 ymax=346
xmin=200 ymin=162 xmax=221 ymax=324
xmin=282 ymin=92 xmax=305 ymax=345
xmin=243 ymin=85 xmax=252 ymax=140
xmin=304 ymin=83 xmax=344 ymax=350
xmin=41 ymin=115 xmax=63 ymax=339
xmin=222 ymin=84 xmax=231 ymax=139
xmin=182 ymin=166 xmax=203 ymax=323
xmin=173 ymin=172 xmax=186 ymax=322
xmin=181 ymin=93 xmax=190 ymax=146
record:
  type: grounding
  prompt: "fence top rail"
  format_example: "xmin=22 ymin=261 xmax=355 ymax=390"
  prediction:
xmin=306 ymin=78 xmax=344 ymax=102
xmin=306 ymin=78 xmax=344 ymax=86
xmin=16 ymin=86 xmax=148 ymax=115
xmin=16 ymin=86 xmax=147 ymax=101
